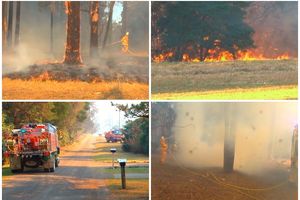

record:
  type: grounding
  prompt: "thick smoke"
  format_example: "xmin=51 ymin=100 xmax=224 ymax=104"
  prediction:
xmin=245 ymin=1 xmax=298 ymax=57
xmin=3 ymin=1 xmax=149 ymax=76
xmin=171 ymin=102 xmax=297 ymax=175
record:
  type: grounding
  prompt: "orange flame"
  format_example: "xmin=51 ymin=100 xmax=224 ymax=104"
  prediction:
xmin=153 ymin=49 xmax=292 ymax=62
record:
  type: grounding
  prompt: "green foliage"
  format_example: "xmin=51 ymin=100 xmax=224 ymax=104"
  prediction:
xmin=114 ymin=102 xmax=149 ymax=155
xmin=112 ymin=102 xmax=149 ymax=118
xmin=153 ymin=2 xmax=254 ymax=60
xmin=122 ymin=118 xmax=149 ymax=155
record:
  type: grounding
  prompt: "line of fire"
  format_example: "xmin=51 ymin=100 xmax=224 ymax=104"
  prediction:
xmin=2 ymin=1 xmax=149 ymax=100
xmin=151 ymin=2 xmax=297 ymax=62
xmin=151 ymin=102 xmax=298 ymax=200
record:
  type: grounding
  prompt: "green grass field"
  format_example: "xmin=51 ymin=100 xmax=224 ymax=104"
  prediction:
xmin=94 ymin=138 xmax=148 ymax=163
xmin=153 ymin=85 xmax=297 ymax=100
xmin=152 ymin=60 xmax=298 ymax=100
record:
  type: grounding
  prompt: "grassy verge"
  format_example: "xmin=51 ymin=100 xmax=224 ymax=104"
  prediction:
xmin=103 ymin=167 xmax=149 ymax=174
xmin=105 ymin=179 xmax=148 ymax=200
xmin=94 ymin=138 xmax=148 ymax=163
xmin=152 ymin=85 xmax=298 ymax=100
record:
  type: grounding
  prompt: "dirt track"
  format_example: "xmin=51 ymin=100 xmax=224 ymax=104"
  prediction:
xmin=152 ymin=155 xmax=297 ymax=200
xmin=3 ymin=135 xmax=123 ymax=200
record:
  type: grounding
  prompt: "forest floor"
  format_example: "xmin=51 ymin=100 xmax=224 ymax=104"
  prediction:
xmin=3 ymin=55 xmax=148 ymax=100
xmin=152 ymin=59 xmax=298 ymax=100
xmin=152 ymin=155 xmax=297 ymax=200
xmin=3 ymin=134 xmax=149 ymax=200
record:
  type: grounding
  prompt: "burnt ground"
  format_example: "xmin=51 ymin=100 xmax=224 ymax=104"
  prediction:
xmin=152 ymin=155 xmax=297 ymax=200
xmin=3 ymin=55 xmax=148 ymax=83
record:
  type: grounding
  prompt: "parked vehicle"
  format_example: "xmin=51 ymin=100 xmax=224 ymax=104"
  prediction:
xmin=104 ymin=129 xmax=124 ymax=143
xmin=4 ymin=123 xmax=60 ymax=173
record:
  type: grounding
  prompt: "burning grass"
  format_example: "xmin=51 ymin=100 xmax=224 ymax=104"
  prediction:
xmin=3 ymin=78 xmax=148 ymax=100
xmin=152 ymin=59 xmax=297 ymax=100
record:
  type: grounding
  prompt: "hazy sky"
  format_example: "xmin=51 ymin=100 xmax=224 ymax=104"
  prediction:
xmin=92 ymin=101 xmax=142 ymax=135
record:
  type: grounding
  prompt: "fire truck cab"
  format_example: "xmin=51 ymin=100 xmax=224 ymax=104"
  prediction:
xmin=5 ymin=123 xmax=60 ymax=173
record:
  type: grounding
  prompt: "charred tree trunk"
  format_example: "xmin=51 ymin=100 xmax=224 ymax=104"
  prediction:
xmin=2 ymin=1 xmax=8 ymax=49
xmin=121 ymin=1 xmax=128 ymax=36
xmin=90 ymin=1 xmax=99 ymax=57
xmin=102 ymin=1 xmax=115 ymax=49
xmin=7 ymin=1 xmax=14 ymax=50
xmin=63 ymin=1 xmax=82 ymax=65
xmin=223 ymin=103 xmax=236 ymax=173
xmin=14 ymin=1 xmax=21 ymax=48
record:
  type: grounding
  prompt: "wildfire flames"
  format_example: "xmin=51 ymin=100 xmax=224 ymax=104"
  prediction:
xmin=153 ymin=49 xmax=292 ymax=63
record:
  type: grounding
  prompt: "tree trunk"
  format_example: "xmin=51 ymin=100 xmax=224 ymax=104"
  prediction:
xmin=2 ymin=1 xmax=8 ymax=49
xmin=7 ymin=1 xmax=13 ymax=50
xmin=14 ymin=1 xmax=21 ymax=48
xmin=63 ymin=1 xmax=82 ymax=64
xmin=223 ymin=103 xmax=236 ymax=173
xmin=89 ymin=1 xmax=99 ymax=57
xmin=50 ymin=2 xmax=55 ymax=54
xmin=102 ymin=1 xmax=115 ymax=49
xmin=98 ymin=1 xmax=106 ymax=47
xmin=121 ymin=1 xmax=128 ymax=36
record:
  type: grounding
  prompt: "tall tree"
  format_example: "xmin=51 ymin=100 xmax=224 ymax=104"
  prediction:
xmin=89 ymin=1 xmax=99 ymax=57
xmin=121 ymin=1 xmax=128 ymax=36
xmin=7 ymin=1 xmax=13 ymax=50
xmin=102 ymin=1 xmax=115 ymax=49
xmin=223 ymin=103 xmax=236 ymax=173
xmin=98 ymin=1 xmax=106 ymax=47
xmin=2 ymin=2 xmax=8 ymax=49
xmin=63 ymin=1 xmax=82 ymax=64
xmin=14 ymin=1 xmax=21 ymax=47
xmin=50 ymin=2 xmax=55 ymax=54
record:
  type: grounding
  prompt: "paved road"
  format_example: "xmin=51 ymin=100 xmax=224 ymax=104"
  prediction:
xmin=3 ymin=135 xmax=113 ymax=200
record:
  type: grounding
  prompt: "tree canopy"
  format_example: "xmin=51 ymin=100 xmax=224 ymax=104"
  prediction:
xmin=153 ymin=2 xmax=254 ymax=61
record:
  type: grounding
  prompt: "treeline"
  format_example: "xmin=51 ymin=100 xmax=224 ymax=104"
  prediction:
xmin=114 ymin=102 xmax=149 ymax=155
xmin=2 ymin=102 xmax=91 ymax=146
xmin=152 ymin=2 xmax=254 ymax=61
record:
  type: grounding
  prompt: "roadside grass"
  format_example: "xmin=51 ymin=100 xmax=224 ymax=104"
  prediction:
xmin=2 ymin=165 xmax=13 ymax=177
xmin=3 ymin=78 xmax=148 ymax=100
xmin=103 ymin=167 xmax=149 ymax=174
xmin=105 ymin=179 xmax=148 ymax=200
xmin=152 ymin=85 xmax=298 ymax=100
xmin=152 ymin=60 xmax=298 ymax=100
xmin=94 ymin=138 xmax=148 ymax=163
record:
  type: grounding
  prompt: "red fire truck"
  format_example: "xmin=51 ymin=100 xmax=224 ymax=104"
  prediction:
xmin=104 ymin=129 xmax=124 ymax=143
xmin=4 ymin=123 xmax=60 ymax=173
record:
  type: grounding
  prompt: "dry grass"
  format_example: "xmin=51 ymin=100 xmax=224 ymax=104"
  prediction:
xmin=105 ymin=179 xmax=149 ymax=200
xmin=3 ymin=78 xmax=148 ymax=100
xmin=152 ymin=60 xmax=297 ymax=99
